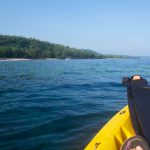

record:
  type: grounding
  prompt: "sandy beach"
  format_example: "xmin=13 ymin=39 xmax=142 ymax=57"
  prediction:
xmin=0 ymin=58 xmax=31 ymax=61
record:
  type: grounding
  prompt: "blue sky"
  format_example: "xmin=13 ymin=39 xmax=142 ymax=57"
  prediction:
xmin=0 ymin=0 xmax=150 ymax=56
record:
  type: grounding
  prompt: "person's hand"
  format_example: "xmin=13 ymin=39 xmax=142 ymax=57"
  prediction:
xmin=133 ymin=76 xmax=141 ymax=80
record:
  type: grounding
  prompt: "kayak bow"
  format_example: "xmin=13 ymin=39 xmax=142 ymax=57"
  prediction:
xmin=85 ymin=106 xmax=135 ymax=150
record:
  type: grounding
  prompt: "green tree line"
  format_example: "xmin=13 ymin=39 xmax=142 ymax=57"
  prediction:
xmin=0 ymin=35 xmax=127 ymax=59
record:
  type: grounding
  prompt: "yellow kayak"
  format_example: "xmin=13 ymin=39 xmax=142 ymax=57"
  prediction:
xmin=85 ymin=106 xmax=135 ymax=150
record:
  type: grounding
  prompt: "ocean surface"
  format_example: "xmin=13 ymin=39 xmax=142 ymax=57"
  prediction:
xmin=0 ymin=58 xmax=150 ymax=150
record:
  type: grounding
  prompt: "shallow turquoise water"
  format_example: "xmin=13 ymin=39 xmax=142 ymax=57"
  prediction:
xmin=0 ymin=58 xmax=150 ymax=150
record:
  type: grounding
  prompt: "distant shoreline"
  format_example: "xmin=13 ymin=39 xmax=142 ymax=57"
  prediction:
xmin=0 ymin=57 xmax=139 ymax=62
xmin=0 ymin=58 xmax=31 ymax=61
xmin=0 ymin=35 xmax=135 ymax=59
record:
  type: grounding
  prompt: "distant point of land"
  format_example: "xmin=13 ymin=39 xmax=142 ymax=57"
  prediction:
xmin=0 ymin=35 xmax=136 ymax=59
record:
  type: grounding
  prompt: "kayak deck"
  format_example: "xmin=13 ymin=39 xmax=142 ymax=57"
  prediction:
xmin=85 ymin=106 xmax=135 ymax=150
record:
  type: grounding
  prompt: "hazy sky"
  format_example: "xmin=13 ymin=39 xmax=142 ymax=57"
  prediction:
xmin=0 ymin=0 xmax=150 ymax=56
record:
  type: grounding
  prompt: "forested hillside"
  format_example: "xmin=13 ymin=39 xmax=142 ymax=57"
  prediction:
xmin=0 ymin=35 xmax=127 ymax=59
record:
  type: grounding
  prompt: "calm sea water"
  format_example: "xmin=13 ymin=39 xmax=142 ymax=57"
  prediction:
xmin=0 ymin=58 xmax=150 ymax=150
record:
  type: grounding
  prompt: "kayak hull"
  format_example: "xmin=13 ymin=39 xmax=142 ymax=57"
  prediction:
xmin=85 ymin=106 xmax=135 ymax=150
